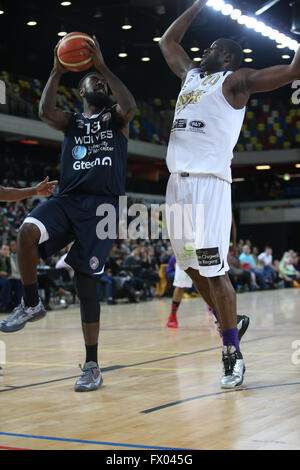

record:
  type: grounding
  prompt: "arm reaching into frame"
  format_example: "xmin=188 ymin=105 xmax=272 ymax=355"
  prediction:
xmin=0 ymin=177 xmax=58 ymax=202
xmin=159 ymin=0 xmax=208 ymax=80
xmin=224 ymin=44 xmax=300 ymax=108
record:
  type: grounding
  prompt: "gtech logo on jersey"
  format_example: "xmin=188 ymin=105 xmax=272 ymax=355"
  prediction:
xmin=73 ymin=156 xmax=112 ymax=170
xmin=72 ymin=145 xmax=87 ymax=160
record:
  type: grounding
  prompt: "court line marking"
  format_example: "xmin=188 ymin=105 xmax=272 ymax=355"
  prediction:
xmin=140 ymin=381 xmax=300 ymax=414
xmin=0 ymin=335 xmax=282 ymax=392
xmin=0 ymin=432 xmax=195 ymax=450
xmin=2 ymin=364 xmax=299 ymax=375
xmin=0 ymin=445 xmax=32 ymax=450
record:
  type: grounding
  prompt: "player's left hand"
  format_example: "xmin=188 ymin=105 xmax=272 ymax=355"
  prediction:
xmin=35 ymin=177 xmax=59 ymax=197
xmin=80 ymin=35 xmax=105 ymax=71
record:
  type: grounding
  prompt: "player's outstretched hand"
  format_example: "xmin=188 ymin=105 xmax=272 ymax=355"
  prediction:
xmin=35 ymin=177 xmax=59 ymax=197
xmin=53 ymin=41 xmax=68 ymax=75
xmin=80 ymin=35 xmax=105 ymax=71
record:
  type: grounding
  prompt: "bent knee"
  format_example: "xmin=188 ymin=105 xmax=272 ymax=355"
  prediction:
xmin=18 ymin=223 xmax=41 ymax=246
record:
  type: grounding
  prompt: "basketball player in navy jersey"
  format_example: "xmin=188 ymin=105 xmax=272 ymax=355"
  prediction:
xmin=160 ymin=0 xmax=300 ymax=388
xmin=0 ymin=36 xmax=136 ymax=392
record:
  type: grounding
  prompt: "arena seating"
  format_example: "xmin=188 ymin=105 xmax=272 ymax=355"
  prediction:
xmin=1 ymin=70 xmax=299 ymax=149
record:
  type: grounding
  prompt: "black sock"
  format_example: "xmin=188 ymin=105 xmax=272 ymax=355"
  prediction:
xmin=171 ymin=301 xmax=180 ymax=314
xmin=24 ymin=283 xmax=39 ymax=308
xmin=85 ymin=344 xmax=98 ymax=364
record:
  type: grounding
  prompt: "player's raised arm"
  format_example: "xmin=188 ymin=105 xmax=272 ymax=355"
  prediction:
xmin=225 ymin=44 xmax=300 ymax=108
xmin=39 ymin=42 xmax=73 ymax=132
xmin=159 ymin=0 xmax=208 ymax=80
xmin=243 ymin=44 xmax=300 ymax=94
xmin=81 ymin=36 xmax=137 ymax=137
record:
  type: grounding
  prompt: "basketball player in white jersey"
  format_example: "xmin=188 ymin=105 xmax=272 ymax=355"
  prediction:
xmin=160 ymin=0 xmax=300 ymax=388
xmin=167 ymin=262 xmax=249 ymax=343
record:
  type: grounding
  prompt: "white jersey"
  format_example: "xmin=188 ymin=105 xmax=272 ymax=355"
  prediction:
xmin=166 ymin=69 xmax=245 ymax=183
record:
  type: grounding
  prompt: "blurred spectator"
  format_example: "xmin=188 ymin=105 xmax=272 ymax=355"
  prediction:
xmin=123 ymin=245 xmax=141 ymax=276
xmin=279 ymin=252 xmax=300 ymax=287
xmin=229 ymin=252 xmax=253 ymax=292
xmin=239 ymin=245 xmax=268 ymax=289
xmin=166 ymin=254 xmax=176 ymax=282
xmin=97 ymin=267 xmax=118 ymax=305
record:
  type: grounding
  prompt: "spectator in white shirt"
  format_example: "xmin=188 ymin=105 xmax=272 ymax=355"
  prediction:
xmin=258 ymin=246 xmax=273 ymax=266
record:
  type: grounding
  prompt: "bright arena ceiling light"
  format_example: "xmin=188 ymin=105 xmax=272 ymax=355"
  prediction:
xmin=206 ymin=1 xmax=299 ymax=52
xmin=256 ymin=165 xmax=271 ymax=170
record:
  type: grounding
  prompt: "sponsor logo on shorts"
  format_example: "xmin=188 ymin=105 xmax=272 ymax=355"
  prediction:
xmin=90 ymin=256 xmax=99 ymax=270
xmin=196 ymin=247 xmax=221 ymax=266
xmin=72 ymin=145 xmax=87 ymax=160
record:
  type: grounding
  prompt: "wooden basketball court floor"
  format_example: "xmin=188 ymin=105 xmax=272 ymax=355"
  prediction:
xmin=0 ymin=288 xmax=300 ymax=450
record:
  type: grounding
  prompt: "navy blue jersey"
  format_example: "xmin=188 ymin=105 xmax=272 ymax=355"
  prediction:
xmin=58 ymin=106 xmax=128 ymax=196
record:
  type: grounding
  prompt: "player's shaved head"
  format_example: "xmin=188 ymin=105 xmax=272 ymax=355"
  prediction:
xmin=217 ymin=38 xmax=243 ymax=70
xmin=200 ymin=38 xmax=243 ymax=73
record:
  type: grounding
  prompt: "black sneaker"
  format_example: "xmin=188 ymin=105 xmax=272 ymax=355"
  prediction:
xmin=237 ymin=315 xmax=250 ymax=342
xmin=214 ymin=314 xmax=249 ymax=342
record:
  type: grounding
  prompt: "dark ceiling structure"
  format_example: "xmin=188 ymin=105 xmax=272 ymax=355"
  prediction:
xmin=0 ymin=0 xmax=299 ymax=98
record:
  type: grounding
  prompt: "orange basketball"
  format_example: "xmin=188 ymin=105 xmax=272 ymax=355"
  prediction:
xmin=57 ymin=32 xmax=95 ymax=72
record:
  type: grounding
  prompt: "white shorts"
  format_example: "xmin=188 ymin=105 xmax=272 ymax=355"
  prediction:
xmin=166 ymin=173 xmax=231 ymax=277
xmin=173 ymin=263 xmax=193 ymax=288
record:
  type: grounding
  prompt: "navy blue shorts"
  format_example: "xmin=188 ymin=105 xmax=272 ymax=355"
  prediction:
xmin=27 ymin=194 xmax=119 ymax=276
